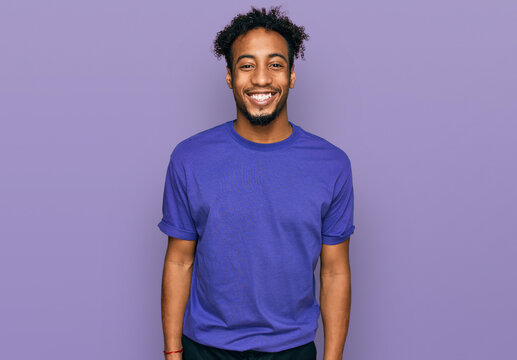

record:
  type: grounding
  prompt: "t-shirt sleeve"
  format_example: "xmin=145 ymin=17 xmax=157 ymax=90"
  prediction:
xmin=321 ymin=156 xmax=355 ymax=245
xmin=157 ymin=150 xmax=198 ymax=240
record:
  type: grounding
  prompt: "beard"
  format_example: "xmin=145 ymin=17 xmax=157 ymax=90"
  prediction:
xmin=236 ymin=89 xmax=289 ymax=127
xmin=241 ymin=105 xmax=280 ymax=127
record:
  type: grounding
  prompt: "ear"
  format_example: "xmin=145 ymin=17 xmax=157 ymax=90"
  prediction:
xmin=289 ymin=64 xmax=296 ymax=89
xmin=226 ymin=67 xmax=233 ymax=89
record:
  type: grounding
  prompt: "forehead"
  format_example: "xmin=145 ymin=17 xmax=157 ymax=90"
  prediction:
xmin=232 ymin=27 xmax=289 ymax=58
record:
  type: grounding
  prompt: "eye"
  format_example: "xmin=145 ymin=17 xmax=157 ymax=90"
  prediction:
xmin=271 ymin=63 xmax=283 ymax=68
xmin=240 ymin=64 xmax=253 ymax=69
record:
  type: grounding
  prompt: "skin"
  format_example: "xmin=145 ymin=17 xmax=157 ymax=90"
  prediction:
xmin=320 ymin=237 xmax=352 ymax=360
xmin=225 ymin=27 xmax=296 ymax=143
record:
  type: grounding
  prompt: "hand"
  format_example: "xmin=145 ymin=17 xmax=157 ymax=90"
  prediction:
xmin=164 ymin=352 xmax=182 ymax=360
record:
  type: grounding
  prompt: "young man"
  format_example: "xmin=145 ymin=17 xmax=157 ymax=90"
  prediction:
xmin=158 ymin=6 xmax=355 ymax=360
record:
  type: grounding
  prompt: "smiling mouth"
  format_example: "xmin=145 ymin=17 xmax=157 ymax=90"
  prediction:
xmin=246 ymin=91 xmax=278 ymax=106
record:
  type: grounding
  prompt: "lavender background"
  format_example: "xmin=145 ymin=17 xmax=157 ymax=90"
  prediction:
xmin=1 ymin=1 xmax=516 ymax=359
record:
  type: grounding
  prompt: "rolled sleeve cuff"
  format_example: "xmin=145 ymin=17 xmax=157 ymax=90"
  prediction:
xmin=157 ymin=219 xmax=198 ymax=240
xmin=322 ymin=225 xmax=355 ymax=245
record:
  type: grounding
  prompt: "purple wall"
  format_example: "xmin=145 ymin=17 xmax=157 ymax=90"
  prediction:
xmin=1 ymin=1 xmax=516 ymax=359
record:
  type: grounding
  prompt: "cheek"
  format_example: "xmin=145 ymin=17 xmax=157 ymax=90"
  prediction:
xmin=232 ymin=78 xmax=247 ymax=93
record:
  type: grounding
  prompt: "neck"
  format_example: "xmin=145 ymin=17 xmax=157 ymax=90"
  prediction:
xmin=234 ymin=111 xmax=292 ymax=144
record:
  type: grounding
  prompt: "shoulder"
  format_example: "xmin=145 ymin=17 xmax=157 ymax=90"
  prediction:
xmin=169 ymin=122 xmax=228 ymax=163
xmin=296 ymin=126 xmax=352 ymax=171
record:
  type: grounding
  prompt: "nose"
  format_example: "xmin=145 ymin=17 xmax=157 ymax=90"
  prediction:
xmin=250 ymin=64 xmax=272 ymax=86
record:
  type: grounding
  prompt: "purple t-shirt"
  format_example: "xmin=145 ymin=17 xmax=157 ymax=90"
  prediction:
xmin=158 ymin=119 xmax=355 ymax=352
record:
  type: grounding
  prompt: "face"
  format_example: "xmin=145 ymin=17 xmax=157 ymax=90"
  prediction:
xmin=226 ymin=27 xmax=296 ymax=127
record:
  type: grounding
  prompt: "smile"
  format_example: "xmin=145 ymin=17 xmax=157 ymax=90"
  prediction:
xmin=246 ymin=92 xmax=278 ymax=106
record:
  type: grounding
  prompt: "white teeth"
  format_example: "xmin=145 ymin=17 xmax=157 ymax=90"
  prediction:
xmin=250 ymin=93 xmax=273 ymax=101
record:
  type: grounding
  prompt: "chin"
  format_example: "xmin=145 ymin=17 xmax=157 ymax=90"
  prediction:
xmin=244 ymin=109 xmax=278 ymax=126
xmin=236 ymin=101 xmax=274 ymax=126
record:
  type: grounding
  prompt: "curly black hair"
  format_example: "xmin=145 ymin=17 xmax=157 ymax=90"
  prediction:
xmin=213 ymin=6 xmax=309 ymax=73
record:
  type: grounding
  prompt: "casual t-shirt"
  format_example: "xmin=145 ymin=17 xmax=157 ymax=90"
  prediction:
xmin=158 ymin=119 xmax=355 ymax=352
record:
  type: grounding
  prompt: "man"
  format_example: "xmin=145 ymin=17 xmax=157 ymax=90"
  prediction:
xmin=158 ymin=6 xmax=355 ymax=360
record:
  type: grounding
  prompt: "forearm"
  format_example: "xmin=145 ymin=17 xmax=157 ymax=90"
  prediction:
xmin=319 ymin=270 xmax=351 ymax=360
xmin=161 ymin=259 xmax=193 ymax=357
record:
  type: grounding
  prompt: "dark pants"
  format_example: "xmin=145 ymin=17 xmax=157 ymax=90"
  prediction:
xmin=181 ymin=334 xmax=317 ymax=360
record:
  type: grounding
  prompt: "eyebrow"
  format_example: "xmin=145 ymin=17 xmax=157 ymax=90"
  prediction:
xmin=235 ymin=53 xmax=288 ymax=64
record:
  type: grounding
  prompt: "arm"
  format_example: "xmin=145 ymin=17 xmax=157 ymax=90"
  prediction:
xmin=161 ymin=236 xmax=197 ymax=359
xmin=320 ymin=237 xmax=351 ymax=360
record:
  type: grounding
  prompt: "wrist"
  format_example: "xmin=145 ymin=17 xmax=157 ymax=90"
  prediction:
xmin=163 ymin=348 xmax=183 ymax=354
